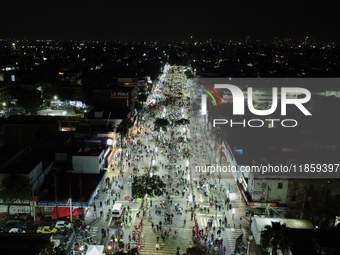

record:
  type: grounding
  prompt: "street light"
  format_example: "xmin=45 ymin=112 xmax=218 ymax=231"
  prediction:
xmin=247 ymin=235 xmax=253 ymax=255
xmin=106 ymin=138 xmax=113 ymax=146
xmin=150 ymin=158 xmax=156 ymax=178
xmin=267 ymin=186 xmax=271 ymax=203
xmin=68 ymin=198 xmax=72 ymax=224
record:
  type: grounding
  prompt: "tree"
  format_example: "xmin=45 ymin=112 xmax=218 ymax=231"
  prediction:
xmin=182 ymin=146 xmax=190 ymax=159
xmin=175 ymin=118 xmax=190 ymax=126
xmin=0 ymin=174 xmax=32 ymax=213
xmin=116 ymin=118 xmax=133 ymax=138
xmin=154 ymin=118 xmax=169 ymax=131
xmin=138 ymin=93 xmax=147 ymax=106
xmin=184 ymin=70 xmax=194 ymax=79
xmin=116 ymin=119 xmax=133 ymax=171
xmin=186 ymin=246 xmax=207 ymax=255
xmin=132 ymin=175 xmax=166 ymax=198
xmin=261 ymin=221 xmax=291 ymax=255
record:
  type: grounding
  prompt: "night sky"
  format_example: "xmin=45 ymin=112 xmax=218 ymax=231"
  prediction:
xmin=1 ymin=0 xmax=340 ymax=42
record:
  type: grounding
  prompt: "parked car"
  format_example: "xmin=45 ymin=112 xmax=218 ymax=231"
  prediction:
xmin=5 ymin=220 xmax=27 ymax=231
xmin=8 ymin=227 xmax=26 ymax=233
xmin=55 ymin=220 xmax=71 ymax=230
xmin=37 ymin=226 xmax=58 ymax=234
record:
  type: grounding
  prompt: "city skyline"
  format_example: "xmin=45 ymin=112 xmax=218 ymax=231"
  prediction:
xmin=1 ymin=0 xmax=340 ymax=42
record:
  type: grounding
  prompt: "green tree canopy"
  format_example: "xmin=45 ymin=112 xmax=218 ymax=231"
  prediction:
xmin=132 ymin=175 xmax=166 ymax=198
xmin=116 ymin=118 xmax=133 ymax=137
xmin=154 ymin=118 xmax=169 ymax=131
xmin=175 ymin=118 xmax=190 ymax=125
xmin=138 ymin=93 xmax=147 ymax=103
xmin=182 ymin=147 xmax=190 ymax=159
xmin=261 ymin=221 xmax=291 ymax=255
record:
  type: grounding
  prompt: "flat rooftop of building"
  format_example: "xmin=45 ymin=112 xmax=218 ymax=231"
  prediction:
xmin=0 ymin=115 xmax=78 ymax=125
xmin=38 ymin=171 xmax=106 ymax=203
xmin=87 ymin=107 xmax=130 ymax=120
xmin=0 ymin=145 xmax=54 ymax=174
xmin=73 ymin=145 xmax=105 ymax=156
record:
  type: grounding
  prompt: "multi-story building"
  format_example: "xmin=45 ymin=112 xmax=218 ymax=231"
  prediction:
xmin=0 ymin=145 xmax=54 ymax=217
xmin=92 ymin=86 xmax=139 ymax=113
xmin=72 ymin=146 xmax=106 ymax=174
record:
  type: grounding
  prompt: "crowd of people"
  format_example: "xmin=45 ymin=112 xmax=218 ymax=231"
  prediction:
xmin=80 ymin=65 xmax=236 ymax=254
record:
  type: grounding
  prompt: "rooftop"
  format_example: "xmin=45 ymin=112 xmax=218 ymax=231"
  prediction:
xmin=38 ymin=171 xmax=106 ymax=204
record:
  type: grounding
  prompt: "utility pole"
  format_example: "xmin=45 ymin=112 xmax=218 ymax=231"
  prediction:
xmin=31 ymin=188 xmax=36 ymax=222
xmin=54 ymin=173 xmax=58 ymax=219
xmin=79 ymin=177 xmax=83 ymax=212
xmin=300 ymin=187 xmax=306 ymax=219
xmin=266 ymin=186 xmax=271 ymax=203
xmin=69 ymin=182 xmax=72 ymax=224
xmin=266 ymin=186 xmax=271 ymax=216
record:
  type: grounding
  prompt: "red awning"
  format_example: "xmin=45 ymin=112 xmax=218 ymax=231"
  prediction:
xmin=72 ymin=208 xmax=82 ymax=216
xmin=51 ymin=207 xmax=83 ymax=219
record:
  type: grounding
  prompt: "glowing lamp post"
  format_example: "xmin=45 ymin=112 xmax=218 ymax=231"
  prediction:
xmin=106 ymin=138 xmax=113 ymax=146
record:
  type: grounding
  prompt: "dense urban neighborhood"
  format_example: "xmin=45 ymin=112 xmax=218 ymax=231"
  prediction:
xmin=1 ymin=39 xmax=340 ymax=255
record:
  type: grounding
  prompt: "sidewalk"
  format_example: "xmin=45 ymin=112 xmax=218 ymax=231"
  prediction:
xmin=189 ymin=113 xmax=259 ymax=255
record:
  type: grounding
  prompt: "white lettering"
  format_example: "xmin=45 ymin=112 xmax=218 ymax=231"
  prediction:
xmin=248 ymin=87 xmax=278 ymax=115
xmin=247 ymin=119 xmax=265 ymax=127
xmin=281 ymin=88 xmax=312 ymax=116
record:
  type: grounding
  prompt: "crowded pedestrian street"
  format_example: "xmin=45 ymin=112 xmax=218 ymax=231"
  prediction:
xmin=72 ymin=64 xmax=256 ymax=255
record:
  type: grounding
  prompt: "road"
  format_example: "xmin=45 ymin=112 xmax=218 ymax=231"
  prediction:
xmin=71 ymin=64 xmax=255 ymax=255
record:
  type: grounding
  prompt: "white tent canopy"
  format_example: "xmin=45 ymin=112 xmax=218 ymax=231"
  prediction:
xmin=85 ymin=245 xmax=105 ymax=255
xmin=251 ymin=216 xmax=314 ymax=245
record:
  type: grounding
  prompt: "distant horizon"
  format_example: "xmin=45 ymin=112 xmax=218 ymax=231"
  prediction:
xmin=0 ymin=36 xmax=339 ymax=44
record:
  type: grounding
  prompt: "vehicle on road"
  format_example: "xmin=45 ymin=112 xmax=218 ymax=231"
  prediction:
xmin=112 ymin=203 xmax=124 ymax=218
xmin=5 ymin=220 xmax=27 ymax=231
xmin=37 ymin=226 xmax=58 ymax=234
xmin=8 ymin=227 xmax=26 ymax=233
xmin=55 ymin=220 xmax=71 ymax=230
